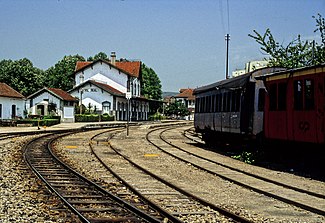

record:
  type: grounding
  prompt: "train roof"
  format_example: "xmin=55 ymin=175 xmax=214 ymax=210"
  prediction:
xmin=193 ymin=67 xmax=285 ymax=95
xmin=255 ymin=63 xmax=325 ymax=80
xmin=193 ymin=73 xmax=251 ymax=95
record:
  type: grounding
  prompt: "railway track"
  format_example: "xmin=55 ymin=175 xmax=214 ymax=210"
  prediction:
xmin=23 ymin=131 xmax=163 ymax=223
xmin=149 ymin=126 xmax=325 ymax=217
xmin=88 ymin=127 xmax=251 ymax=223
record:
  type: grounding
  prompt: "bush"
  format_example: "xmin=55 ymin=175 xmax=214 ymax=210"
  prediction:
xmin=75 ymin=114 xmax=115 ymax=122
xmin=148 ymin=112 xmax=165 ymax=121
xmin=16 ymin=118 xmax=60 ymax=127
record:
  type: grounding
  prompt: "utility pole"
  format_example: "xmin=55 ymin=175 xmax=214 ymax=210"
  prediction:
xmin=225 ymin=33 xmax=230 ymax=79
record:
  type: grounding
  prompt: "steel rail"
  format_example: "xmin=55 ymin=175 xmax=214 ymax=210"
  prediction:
xmin=105 ymin=127 xmax=252 ymax=223
xmin=89 ymin=128 xmax=183 ymax=223
xmin=155 ymin=126 xmax=325 ymax=216
xmin=24 ymin=130 xmax=162 ymax=223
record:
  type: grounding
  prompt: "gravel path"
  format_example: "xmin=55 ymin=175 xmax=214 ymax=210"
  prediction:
xmin=0 ymin=135 xmax=80 ymax=223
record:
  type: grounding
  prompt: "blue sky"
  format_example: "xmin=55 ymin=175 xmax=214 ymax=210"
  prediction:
xmin=0 ymin=0 xmax=324 ymax=92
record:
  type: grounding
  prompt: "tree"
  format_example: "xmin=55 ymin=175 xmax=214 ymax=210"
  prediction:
xmin=165 ymin=100 xmax=190 ymax=118
xmin=249 ymin=13 xmax=325 ymax=68
xmin=87 ymin=52 xmax=108 ymax=61
xmin=141 ymin=63 xmax=162 ymax=100
xmin=44 ymin=54 xmax=85 ymax=91
xmin=0 ymin=58 xmax=45 ymax=96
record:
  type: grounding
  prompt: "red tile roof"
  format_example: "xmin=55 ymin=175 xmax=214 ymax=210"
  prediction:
xmin=115 ymin=61 xmax=141 ymax=78
xmin=88 ymin=80 xmax=124 ymax=96
xmin=175 ymin=88 xmax=195 ymax=100
xmin=75 ymin=59 xmax=141 ymax=78
xmin=75 ymin=61 xmax=91 ymax=71
xmin=48 ymin=88 xmax=77 ymax=101
xmin=0 ymin=83 xmax=24 ymax=98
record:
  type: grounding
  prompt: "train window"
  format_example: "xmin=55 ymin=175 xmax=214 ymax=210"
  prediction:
xmin=258 ymin=89 xmax=265 ymax=111
xmin=202 ymin=97 xmax=206 ymax=113
xmin=207 ymin=96 xmax=211 ymax=113
xmin=294 ymin=80 xmax=303 ymax=110
xmin=278 ymin=83 xmax=287 ymax=110
xmin=231 ymin=91 xmax=236 ymax=112
xmin=269 ymin=83 xmax=277 ymax=111
xmin=217 ymin=93 xmax=222 ymax=112
xmin=212 ymin=95 xmax=216 ymax=112
xmin=228 ymin=92 xmax=232 ymax=111
xmin=305 ymin=79 xmax=314 ymax=110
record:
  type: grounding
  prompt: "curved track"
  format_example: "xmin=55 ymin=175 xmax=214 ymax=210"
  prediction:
xmin=24 ymin=131 xmax=162 ymax=223
xmin=89 ymin=127 xmax=251 ymax=223
xmin=148 ymin=126 xmax=325 ymax=217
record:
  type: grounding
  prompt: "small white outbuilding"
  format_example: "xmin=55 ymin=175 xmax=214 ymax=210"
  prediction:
xmin=0 ymin=82 xmax=25 ymax=120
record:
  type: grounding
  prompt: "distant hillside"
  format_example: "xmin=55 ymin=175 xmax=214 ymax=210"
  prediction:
xmin=163 ymin=92 xmax=178 ymax=98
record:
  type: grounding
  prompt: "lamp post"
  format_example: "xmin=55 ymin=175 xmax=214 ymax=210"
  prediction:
xmin=80 ymin=89 xmax=83 ymax=115
xmin=126 ymin=91 xmax=131 ymax=136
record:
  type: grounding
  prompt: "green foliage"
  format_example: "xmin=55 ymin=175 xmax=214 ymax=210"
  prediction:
xmin=0 ymin=58 xmax=45 ymax=96
xmin=17 ymin=118 xmax=60 ymax=127
xmin=87 ymin=52 xmax=108 ymax=61
xmin=75 ymin=114 xmax=114 ymax=122
xmin=165 ymin=101 xmax=190 ymax=118
xmin=44 ymin=54 xmax=85 ymax=91
xmin=249 ymin=13 xmax=325 ymax=68
xmin=148 ymin=112 xmax=165 ymax=121
xmin=141 ymin=63 xmax=162 ymax=100
xmin=231 ymin=151 xmax=255 ymax=164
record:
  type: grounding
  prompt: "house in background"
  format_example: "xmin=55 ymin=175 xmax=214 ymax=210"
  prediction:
xmin=0 ymin=82 xmax=25 ymax=119
xmin=69 ymin=52 xmax=149 ymax=121
xmin=26 ymin=87 xmax=77 ymax=122
xmin=174 ymin=88 xmax=195 ymax=120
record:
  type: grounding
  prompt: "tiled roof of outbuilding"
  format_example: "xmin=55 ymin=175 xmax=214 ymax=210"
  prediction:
xmin=0 ymin=83 xmax=25 ymax=98
xmin=48 ymin=88 xmax=78 ymax=101
xmin=175 ymin=88 xmax=195 ymax=100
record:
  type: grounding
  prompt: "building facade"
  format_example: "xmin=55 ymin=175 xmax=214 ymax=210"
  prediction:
xmin=0 ymin=83 xmax=25 ymax=120
xmin=26 ymin=88 xmax=77 ymax=122
xmin=69 ymin=53 xmax=149 ymax=121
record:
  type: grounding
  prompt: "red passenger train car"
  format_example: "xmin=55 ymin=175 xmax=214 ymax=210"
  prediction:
xmin=257 ymin=64 xmax=325 ymax=145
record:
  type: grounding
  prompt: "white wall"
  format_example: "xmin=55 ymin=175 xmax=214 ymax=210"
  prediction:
xmin=0 ymin=97 xmax=25 ymax=119
xmin=75 ymin=62 xmax=128 ymax=93
xmin=69 ymin=82 xmax=114 ymax=114
xmin=28 ymin=91 xmax=61 ymax=115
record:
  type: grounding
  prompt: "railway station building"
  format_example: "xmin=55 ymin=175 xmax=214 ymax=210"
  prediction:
xmin=68 ymin=52 xmax=149 ymax=121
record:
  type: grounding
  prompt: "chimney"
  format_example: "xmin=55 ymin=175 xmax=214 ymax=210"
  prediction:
xmin=110 ymin=52 xmax=116 ymax=65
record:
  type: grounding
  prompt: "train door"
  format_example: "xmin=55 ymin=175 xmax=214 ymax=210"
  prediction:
xmin=315 ymin=74 xmax=325 ymax=144
xmin=292 ymin=76 xmax=318 ymax=143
